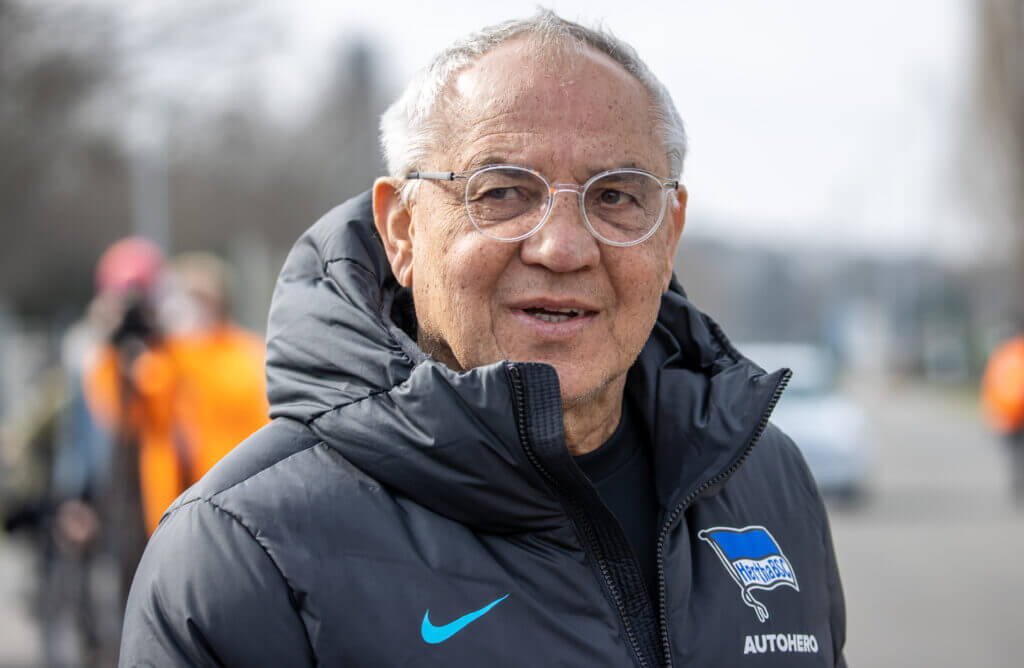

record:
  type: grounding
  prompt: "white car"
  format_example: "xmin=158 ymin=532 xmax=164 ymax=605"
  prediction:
xmin=739 ymin=343 xmax=870 ymax=502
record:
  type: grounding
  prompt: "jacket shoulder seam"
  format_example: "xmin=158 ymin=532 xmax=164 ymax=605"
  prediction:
xmin=185 ymin=425 xmax=324 ymax=501
xmin=306 ymin=384 xmax=399 ymax=425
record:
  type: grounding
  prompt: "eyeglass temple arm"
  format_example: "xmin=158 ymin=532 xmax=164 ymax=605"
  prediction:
xmin=405 ymin=171 xmax=466 ymax=181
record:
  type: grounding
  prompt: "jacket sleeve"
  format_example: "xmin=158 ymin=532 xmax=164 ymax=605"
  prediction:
xmin=775 ymin=425 xmax=848 ymax=667
xmin=119 ymin=498 xmax=315 ymax=667
xmin=823 ymin=508 xmax=847 ymax=667
xmin=800 ymin=443 xmax=847 ymax=667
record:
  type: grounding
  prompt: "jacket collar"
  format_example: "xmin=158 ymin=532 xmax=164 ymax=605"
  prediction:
xmin=266 ymin=191 xmax=786 ymax=531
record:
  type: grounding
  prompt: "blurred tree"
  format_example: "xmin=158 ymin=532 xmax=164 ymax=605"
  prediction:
xmin=0 ymin=1 xmax=347 ymax=321
xmin=0 ymin=0 xmax=129 ymax=316
xmin=170 ymin=36 xmax=387 ymax=242
xmin=301 ymin=38 xmax=389 ymax=213
xmin=1 ymin=0 xmax=389 ymax=323
xmin=167 ymin=36 xmax=389 ymax=329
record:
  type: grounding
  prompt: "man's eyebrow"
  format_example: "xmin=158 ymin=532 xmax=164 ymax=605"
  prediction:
xmin=587 ymin=161 xmax=641 ymax=174
xmin=463 ymin=154 xmax=519 ymax=171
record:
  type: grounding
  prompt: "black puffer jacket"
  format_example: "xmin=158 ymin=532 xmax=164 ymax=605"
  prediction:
xmin=121 ymin=191 xmax=847 ymax=667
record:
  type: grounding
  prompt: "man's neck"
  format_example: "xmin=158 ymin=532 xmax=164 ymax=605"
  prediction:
xmin=562 ymin=375 xmax=626 ymax=457
xmin=416 ymin=331 xmax=625 ymax=457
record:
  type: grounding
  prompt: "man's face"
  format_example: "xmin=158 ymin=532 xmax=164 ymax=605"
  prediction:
xmin=377 ymin=40 xmax=686 ymax=403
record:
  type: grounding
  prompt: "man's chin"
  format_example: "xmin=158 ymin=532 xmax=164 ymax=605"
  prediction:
xmin=553 ymin=367 xmax=625 ymax=409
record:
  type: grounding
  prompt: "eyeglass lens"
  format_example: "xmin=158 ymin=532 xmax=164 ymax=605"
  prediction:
xmin=464 ymin=166 xmax=665 ymax=244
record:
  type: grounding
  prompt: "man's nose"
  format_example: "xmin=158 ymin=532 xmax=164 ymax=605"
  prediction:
xmin=518 ymin=189 xmax=601 ymax=272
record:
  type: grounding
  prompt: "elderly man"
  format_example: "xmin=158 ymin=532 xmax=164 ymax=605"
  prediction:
xmin=121 ymin=12 xmax=846 ymax=667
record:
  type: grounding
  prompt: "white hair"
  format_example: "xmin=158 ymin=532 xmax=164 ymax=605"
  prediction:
xmin=379 ymin=10 xmax=687 ymax=203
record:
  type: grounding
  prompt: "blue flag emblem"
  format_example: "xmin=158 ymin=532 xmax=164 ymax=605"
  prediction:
xmin=698 ymin=525 xmax=799 ymax=622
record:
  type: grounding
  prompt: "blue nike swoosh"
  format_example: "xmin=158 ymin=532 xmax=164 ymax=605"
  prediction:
xmin=420 ymin=594 xmax=510 ymax=644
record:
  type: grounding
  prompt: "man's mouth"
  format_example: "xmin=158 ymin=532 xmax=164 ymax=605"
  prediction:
xmin=523 ymin=307 xmax=585 ymax=324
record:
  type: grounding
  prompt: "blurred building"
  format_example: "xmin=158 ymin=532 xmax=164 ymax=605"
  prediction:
xmin=675 ymin=236 xmax=1009 ymax=383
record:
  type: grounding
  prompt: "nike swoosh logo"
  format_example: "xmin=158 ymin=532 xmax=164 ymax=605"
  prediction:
xmin=420 ymin=594 xmax=510 ymax=644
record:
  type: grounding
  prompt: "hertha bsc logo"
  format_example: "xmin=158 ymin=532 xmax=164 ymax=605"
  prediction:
xmin=698 ymin=525 xmax=799 ymax=622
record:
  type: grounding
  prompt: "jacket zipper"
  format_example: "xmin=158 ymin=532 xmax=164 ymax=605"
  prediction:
xmin=507 ymin=364 xmax=654 ymax=668
xmin=654 ymin=369 xmax=791 ymax=668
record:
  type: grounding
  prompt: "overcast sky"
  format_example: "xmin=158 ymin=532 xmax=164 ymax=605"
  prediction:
xmin=122 ymin=0 xmax=985 ymax=264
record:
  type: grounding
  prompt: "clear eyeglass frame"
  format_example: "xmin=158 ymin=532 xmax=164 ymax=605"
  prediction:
xmin=405 ymin=164 xmax=679 ymax=247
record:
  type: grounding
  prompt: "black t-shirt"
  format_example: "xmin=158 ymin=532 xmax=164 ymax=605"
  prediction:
xmin=573 ymin=402 xmax=660 ymax=602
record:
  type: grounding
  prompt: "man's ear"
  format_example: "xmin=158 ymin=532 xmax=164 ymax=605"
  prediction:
xmin=663 ymin=185 xmax=687 ymax=292
xmin=373 ymin=178 xmax=414 ymax=287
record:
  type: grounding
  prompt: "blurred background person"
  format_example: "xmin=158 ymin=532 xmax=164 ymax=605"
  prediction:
xmin=981 ymin=329 xmax=1024 ymax=501
xmin=84 ymin=242 xmax=269 ymax=600
xmin=2 ymin=238 xmax=271 ymax=666
xmin=81 ymin=237 xmax=167 ymax=610
xmin=0 ymin=289 xmax=121 ymax=666
xmin=152 ymin=251 xmax=270 ymax=495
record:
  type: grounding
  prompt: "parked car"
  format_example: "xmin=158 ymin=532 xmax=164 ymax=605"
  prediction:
xmin=738 ymin=342 xmax=870 ymax=503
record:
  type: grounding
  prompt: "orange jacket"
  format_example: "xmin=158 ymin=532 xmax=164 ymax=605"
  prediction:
xmin=981 ymin=335 xmax=1024 ymax=434
xmin=85 ymin=325 xmax=269 ymax=534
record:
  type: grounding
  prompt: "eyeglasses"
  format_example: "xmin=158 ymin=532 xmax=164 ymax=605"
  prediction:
xmin=405 ymin=164 xmax=679 ymax=247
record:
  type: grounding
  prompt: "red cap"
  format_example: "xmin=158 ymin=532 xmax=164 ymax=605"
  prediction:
xmin=95 ymin=237 xmax=165 ymax=295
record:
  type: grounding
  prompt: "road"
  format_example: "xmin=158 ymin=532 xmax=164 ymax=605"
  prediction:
xmin=831 ymin=377 xmax=1023 ymax=667
xmin=0 ymin=378 xmax=1019 ymax=666
xmin=0 ymin=536 xmax=43 ymax=667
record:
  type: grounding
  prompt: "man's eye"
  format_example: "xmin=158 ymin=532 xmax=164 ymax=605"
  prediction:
xmin=483 ymin=187 xmax=518 ymax=200
xmin=598 ymin=189 xmax=633 ymax=205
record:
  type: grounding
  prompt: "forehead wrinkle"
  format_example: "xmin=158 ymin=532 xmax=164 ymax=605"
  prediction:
xmin=461 ymin=124 xmax=538 ymax=148
xmin=459 ymin=131 xmax=543 ymax=171
xmin=585 ymin=161 xmax=643 ymax=174
xmin=455 ymin=113 xmax=655 ymax=172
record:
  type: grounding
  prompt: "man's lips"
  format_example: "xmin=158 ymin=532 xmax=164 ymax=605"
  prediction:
xmin=507 ymin=298 xmax=600 ymax=314
xmin=507 ymin=298 xmax=599 ymax=337
xmin=522 ymin=307 xmax=584 ymax=324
